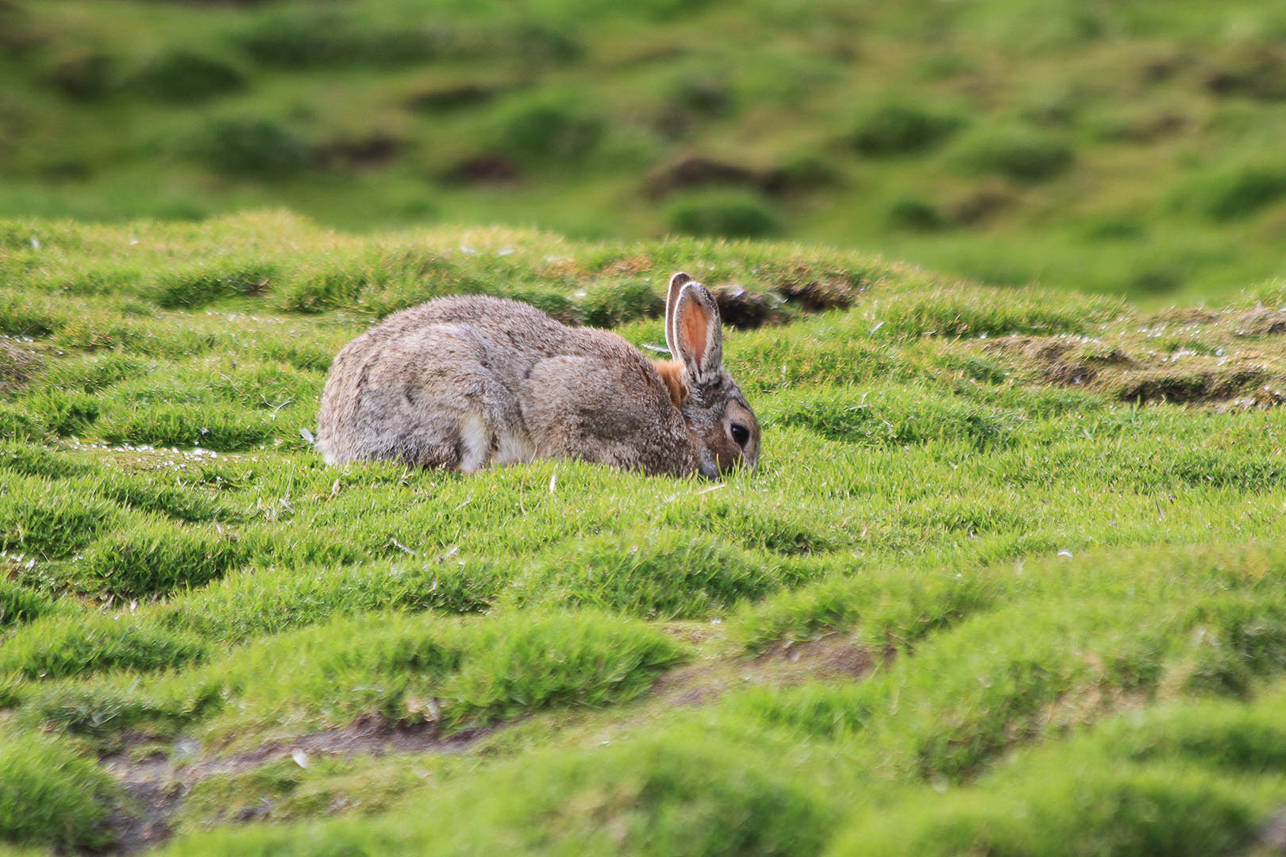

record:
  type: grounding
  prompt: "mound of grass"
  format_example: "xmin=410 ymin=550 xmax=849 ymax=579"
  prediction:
xmin=97 ymin=404 xmax=277 ymax=451
xmin=126 ymin=50 xmax=246 ymax=103
xmin=0 ymin=581 xmax=57 ymax=630
xmin=79 ymin=521 xmax=247 ymax=599
xmin=96 ymin=473 xmax=240 ymax=524
xmin=155 ymin=559 xmax=506 ymax=642
xmin=0 ymin=408 xmax=45 ymax=442
xmin=731 ymin=563 xmax=997 ymax=655
xmin=492 ymin=93 xmax=604 ymax=164
xmin=0 ymin=441 xmax=85 ymax=483
xmin=72 ymin=611 xmax=690 ymax=738
xmin=886 ymin=197 xmax=948 ymax=232
xmin=1178 ymin=162 xmax=1286 ymax=221
xmin=234 ymin=9 xmax=452 ymax=69
xmin=951 ymin=128 xmax=1074 ymax=183
xmin=512 ymin=534 xmax=792 ymax=618
xmin=0 ymin=291 xmax=66 ymax=338
xmin=833 ymin=760 xmax=1264 ymax=857
xmin=43 ymin=50 xmax=116 ymax=102
xmin=581 ymin=280 xmax=664 ymax=327
xmin=665 ymin=190 xmax=783 ymax=238
xmin=0 ymin=731 xmax=122 ymax=850
xmin=871 ymin=284 xmax=1121 ymax=337
xmin=0 ymin=475 xmax=118 ymax=559
xmin=153 ymin=260 xmax=277 ymax=309
xmin=851 ymin=104 xmax=963 ymax=156
xmin=441 ymin=612 xmax=689 ymax=728
xmin=191 ymin=118 xmax=310 ymax=179
xmin=24 ymin=389 xmax=99 ymax=437
xmin=21 ymin=681 xmax=219 ymax=738
xmin=0 ymin=613 xmax=207 ymax=680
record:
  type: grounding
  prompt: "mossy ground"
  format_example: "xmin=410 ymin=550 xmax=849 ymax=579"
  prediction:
xmin=1 ymin=212 xmax=1285 ymax=853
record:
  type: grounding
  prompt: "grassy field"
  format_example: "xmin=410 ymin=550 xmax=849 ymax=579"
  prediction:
xmin=2 ymin=0 xmax=1286 ymax=302
xmin=1 ymin=211 xmax=1285 ymax=853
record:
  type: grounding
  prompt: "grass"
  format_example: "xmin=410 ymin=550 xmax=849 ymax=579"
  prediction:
xmin=1 ymin=1 xmax=1286 ymax=301
xmin=0 ymin=213 xmax=1285 ymax=852
xmin=0 ymin=731 xmax=122 ymax=850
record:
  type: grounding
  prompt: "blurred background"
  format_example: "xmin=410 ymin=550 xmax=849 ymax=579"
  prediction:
xmin=1 ymin=0 xmax=1284 ymax=304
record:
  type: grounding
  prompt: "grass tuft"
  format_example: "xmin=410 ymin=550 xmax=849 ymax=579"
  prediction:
xmin=851 ymin=104 xmax=963 ymax=156
xmin=125 ymin=50 xmax=246 ymax=103
xmin=0 ymin=613 xmax=207 ymax=680
xmin=79 ymin=521 xmax=246 ymax=598
xmin=0 ymin=581 xmax=58 ymax=630
xmin=0 ymin=731 xmax=123 ymax=850
xmin=951 ymin=128 xmax=1075 ymax=183
xmin=0 ymin=475 xmax=118 ymax=559
xmin=665 ymin=190 xmax=783 ymax=238
xmin=153 ymin=261 xmax=277 ymax=309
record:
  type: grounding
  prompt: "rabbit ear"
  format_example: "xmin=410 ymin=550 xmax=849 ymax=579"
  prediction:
xmin=673 ymin=282 xmax=723 ymax=387
xmin=664 ymin=272 xmax=693 ymax=358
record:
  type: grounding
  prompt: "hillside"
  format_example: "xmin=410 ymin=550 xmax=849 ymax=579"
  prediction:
xmin=2 ymin=212 xmax=1286 ymax=854
xmin=2 ymin=0 xmax=1286 ymax=301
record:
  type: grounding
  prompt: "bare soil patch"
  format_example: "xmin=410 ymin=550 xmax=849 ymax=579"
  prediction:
xmin=982 ymin=310 xmax=1286 ymax=408
xmin=650 ymin=634 xmax=886 ymax=710
xmin=0 ymin=337 xmax=41 ymax=394
xmin=97 ymin=714 xmax=489 ymax=854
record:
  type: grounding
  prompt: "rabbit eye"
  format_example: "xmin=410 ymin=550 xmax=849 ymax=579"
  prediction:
xmin=730 ymin=423 xmax=750 ymax=447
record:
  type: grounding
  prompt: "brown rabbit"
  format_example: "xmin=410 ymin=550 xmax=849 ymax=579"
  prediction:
xmin=316 ymin=272 xmax=759 ymax=478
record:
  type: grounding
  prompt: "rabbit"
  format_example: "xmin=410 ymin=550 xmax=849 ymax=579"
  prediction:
xmin=316 ymin=272 xmax=760 ymax=478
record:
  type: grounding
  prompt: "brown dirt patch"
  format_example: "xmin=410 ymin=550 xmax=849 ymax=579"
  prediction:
xmin=97 ymin=714 xmax=489 ymax=854
xmin=407 ymin=83 xmax=506 ymax=113
xmin=750 ymin=634 xmax=883 ymax=681
xmin=980 ymin=317 xmax=1286 ymax=408
xmin=774 ymin=268 xmax=865 ymax=311
xmin=948 ymin=183 xmax=1013 ymax=226
xmin=1115 ymin=367 xmax=1267 ymax=405
xmin=441 ymin=154 xmax=521 ymax=187
xmin=646 ymin=155 xmax=766 ymax=199
xmin=709 ymin=284 xmax=790 ymax=329
xmin=1235 ymin=306 xmax=1286 ymax=336
xmin=317 ymin=134 xmax=400 ymax=170
xmin=649 ymin=634 xmax=885 ymax=711
xmin=1253 ymin=807 xmax=1286 ymax=854
xmin=0 ymin=337 xmax=41 ymax=394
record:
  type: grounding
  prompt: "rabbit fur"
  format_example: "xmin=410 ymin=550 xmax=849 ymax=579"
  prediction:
xmin=316 ymin=272 xmax=760 ymax=478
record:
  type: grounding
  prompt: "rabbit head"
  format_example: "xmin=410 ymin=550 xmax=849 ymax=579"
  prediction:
xmin=656 ymin=272 xmax=761 ymax=478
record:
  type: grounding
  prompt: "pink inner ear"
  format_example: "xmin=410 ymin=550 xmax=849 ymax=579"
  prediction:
xmin=680 ymin=301 xmax=710 ymax=366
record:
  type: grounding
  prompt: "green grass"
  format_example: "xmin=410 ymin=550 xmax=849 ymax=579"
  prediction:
xmin=0 ymin=731 xmax=123 ymax=850
xmin=1 ymin=213 xmax=1286 ymax=853
xmin=2 ymin=0 xmax=1286 ymax=301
